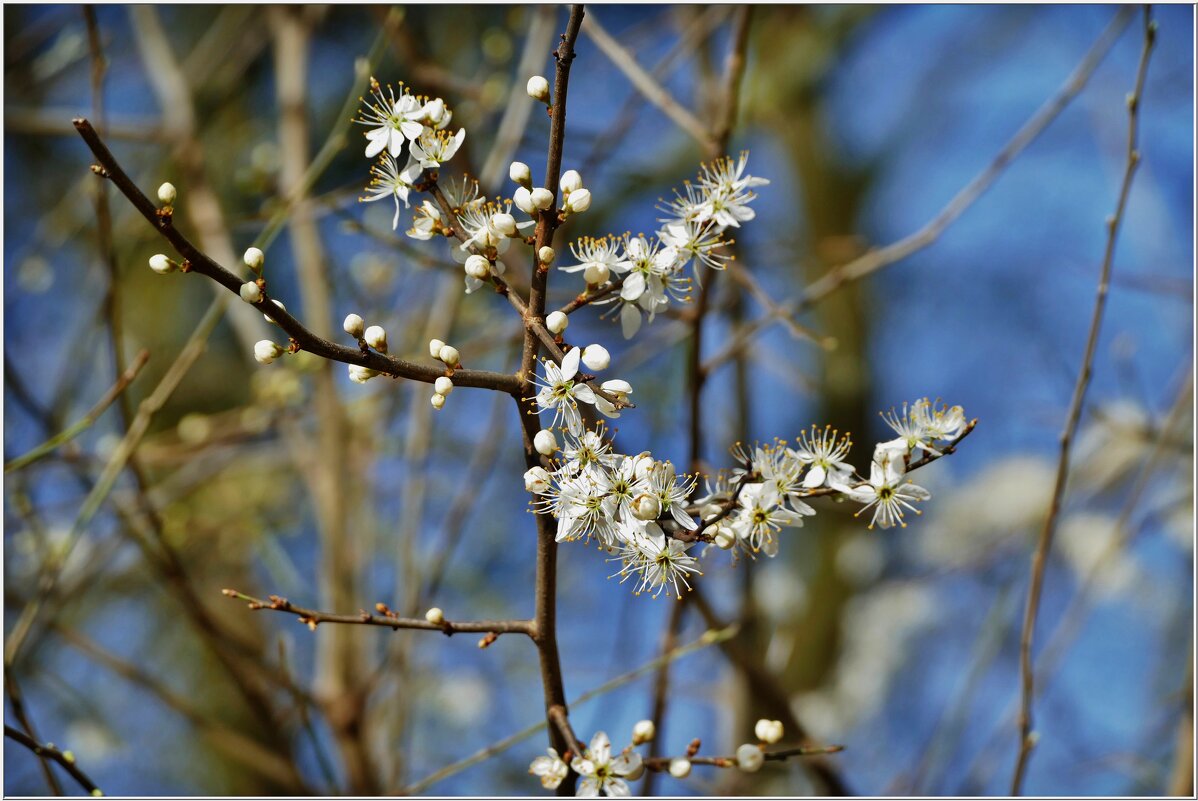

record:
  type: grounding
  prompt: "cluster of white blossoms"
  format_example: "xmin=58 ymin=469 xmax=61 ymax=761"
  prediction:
xmin=528 ymin=717 xmax=798 ymax=794
xmin=559 ymin=153 xmax=768 ymax=339
xmin=525 ymin=398 xmax=970 ymax=601
xmin=356 ymin=78 xmax=463 ymax=229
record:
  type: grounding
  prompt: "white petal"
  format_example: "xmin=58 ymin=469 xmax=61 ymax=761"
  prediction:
xmin=620 ymin=305 xmax=642 ymax=339
xmin=560 ymin=347 xmax=581 ymax=380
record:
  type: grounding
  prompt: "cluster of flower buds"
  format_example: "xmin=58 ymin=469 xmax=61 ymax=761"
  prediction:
xmin=559 ymin=153 xmax=768 ymax=338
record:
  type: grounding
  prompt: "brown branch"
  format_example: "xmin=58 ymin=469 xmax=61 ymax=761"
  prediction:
xmin=643 ymin=743 xmax=845 ymax=771
xmin=71 ymin=118 xmax=520 ymax=394
xmin=1010 ymin=8 xmax=1155 ymax=794
xmin=4 ymin=671 xmax=63 ymax=795
xmin=222 ymin=590 xmax=533 ymax=637
xmin=5 ymin=725 xmax=102 ymax=797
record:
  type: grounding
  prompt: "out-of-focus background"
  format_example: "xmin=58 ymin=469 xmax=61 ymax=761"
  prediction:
xmin=3 ymin=4 xmax=1193 ymax=796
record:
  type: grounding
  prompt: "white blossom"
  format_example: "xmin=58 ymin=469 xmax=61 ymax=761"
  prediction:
xmin=243 ymin=247 xmax=265 ymax=273
xmin=529 ymin=748 xmax=568 ymax=791
xmin=148 ymin=254 xmax=176 ymax=274
xmin=533 ymin=348 xmax=597 ymax=436
xmin=239 ymin=282 xmax=261 ymax=304
xmin=434 ymin=376 xmax=454 ymax=395
xmin=571 ymin=732 xmax=642 ymax=797
xmin=526 ymin=75 xmax=551 ymax=103
xmin=156 ymin=182 xmax=176 ymax=205
xmin=343 ymin=313 xmax=365 ymax=338
xmin=254 ymin=340 xmax=284 ymax=365
xmin=361 ymin=153 xmax=412 ymax=230
xmin=546 ymin=311 xmax=569 ymax=334
xmin=736 ymin=743 xmax=764 ymax=773
xmin=356 ymin=78 xmax=426 ymax=158
xmin=364 ymin=325 xmax=388 ymax=353
xmin=581 ymin=344 xmax=610 ymax=371
xmin=833 ymin=452 xmax=931 ymax=530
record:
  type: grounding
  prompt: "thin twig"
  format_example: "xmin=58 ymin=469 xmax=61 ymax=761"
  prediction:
xmin=4 ymin=725 xmax=102 ymax=797
xmin=702 ymin=6 xmax=1137 ymax=377
xmin=581 ymin=11 xmax=715 ymax=152
xmin=5 ymin=349 xmax=149 ymax=474
xmin=222 ymin=589 xmax=534 ymax=637
xmin=1010 ymin=8 xmax=1155 ymax=794
xmin=643 ymin=743 xmax=846 ymax=771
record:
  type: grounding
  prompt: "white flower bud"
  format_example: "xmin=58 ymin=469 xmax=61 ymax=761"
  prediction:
xmin=348 ymin=364 xmax=378 ymax=383
xmin=736 ymin=743 xmax=764 ymax=773
xmin=513 ymin=186 xmax=536 ymax=215
xmin=631 ymin=493 xmax=662 ymax=521
xmin=583 ymin=262 xmax=610 ymax=285
xmin=264 ymin=299 xmax=285 ymax=323
xmin=343 ymin=313 xmax=365 ymax=338
xmin=438 ymin=344 xmax=460 ymax=367
xmin=526 ymin=75 xmax=551 ymax=103
xmin=509 ymin=161 xmax=532 ymax=187
xmin=364 ymin=325 xmax=388 ymax=353
xmin=434 ymin=376 xmax=454 ymax=396
xmin=465 ymin=254 xmax=491 ymax=280
xmin=239 ymin=281 xmax=262 ymax=303
xmin=581 ymin=344 xmax=610 ymax=371
xmin=524 ymin=466 xmax=551 ymax=494
xmin=545 ymin=311 xmax=568 ymax=334
xmin=148 ymin=254 xmax=176 ymax=274
xmin=714 ymin=525 xmax=736 ymax=550
xmin=601 ymin=379 xmax=632 ymax=402
xmin=564 ymin=187 xmax=591 ymax=213
xmin=490 ymin=212 xmax=517 ymax=237
xmin=430 ymin=392 xmax=446 ymax=410
xmin=243 ymin=247 xmax=265 ymax=273
xmin=538 ymin=246 xmax=556 ymax=265
xmin=157 ymin=182 xmax=177 ymax=205
xmin=632 ymin=720 xmax=656 ymax=746
xmin=428 ymin=338 xmax=446 ymax=359
xmin=533 ymin=428 xmax=558 ymax=456
xmin=559 ymin=169 xmax=582 ymax=194
xmin=624 ymin=760 xmax=645 ymax=781
xmin=631 ymin=451 xmax=655 ymax=481
xmin=425 ymin=607 xmax=445 ymax=625
xmin=530 ymin=187 xmax=554 ymax=210
xmin=254 ymin=340 xmax=283 ymax=365
xmin=668 ymin=759 xmax=691 ymax=779
xmin=755 ymin=719 xmax=784 ymax=744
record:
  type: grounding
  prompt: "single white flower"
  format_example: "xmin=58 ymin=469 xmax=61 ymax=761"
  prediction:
xmin=610 ymin=521 xmax=701 ymax=599
xmin=533 ymin=348 xmax=596 ymax=436
xmin=400 ymin=127 xmax=466 ymax=182
xmin=833 ymin=452 xmax=931 ymax=530
xmin=360 ymin=153 xmax=412 ymax=230
xmin=157 ymin=182 xmax=177 ymax=205
xmin=356 ymin=78 xmax=426 ymax=158
xmin=407 ymin=200 xmax=444 ymax=241
xmin=529 ymin=748 xmax=569 ymax=790
xmin=419 ymin=96 xmax=452 ymax=129
xmin=559 ymin=236 xmax=630 ymax=282
xmin=594 ymin=379 xmax=632 ymax=419
xmin=571 ymin=732 xmax=642 ymax=797
xmin=791 ymin=425 xmax=854 ymax=488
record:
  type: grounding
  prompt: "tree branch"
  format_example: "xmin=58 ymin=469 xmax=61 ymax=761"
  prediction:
xmin=4 ymin=725 xmax=102 ymax=797
xmin=1010 ymin=7 xmax=1155 ymax=794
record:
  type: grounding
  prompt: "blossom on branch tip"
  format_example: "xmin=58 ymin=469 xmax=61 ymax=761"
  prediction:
xmin=581 ymin=344 xmax=610 ymax=371
xmin=833 ymin=452 xmax=931 ymax=530
xmin=571 ymin=732 xmax=642 ymax=797
xmin=356 ymin=78 xmax=426 ymax=158
xmin=532 ymin=347 xmax=596 ymax=436
xmin=529 ymin=748 xmax=568 ymax=790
